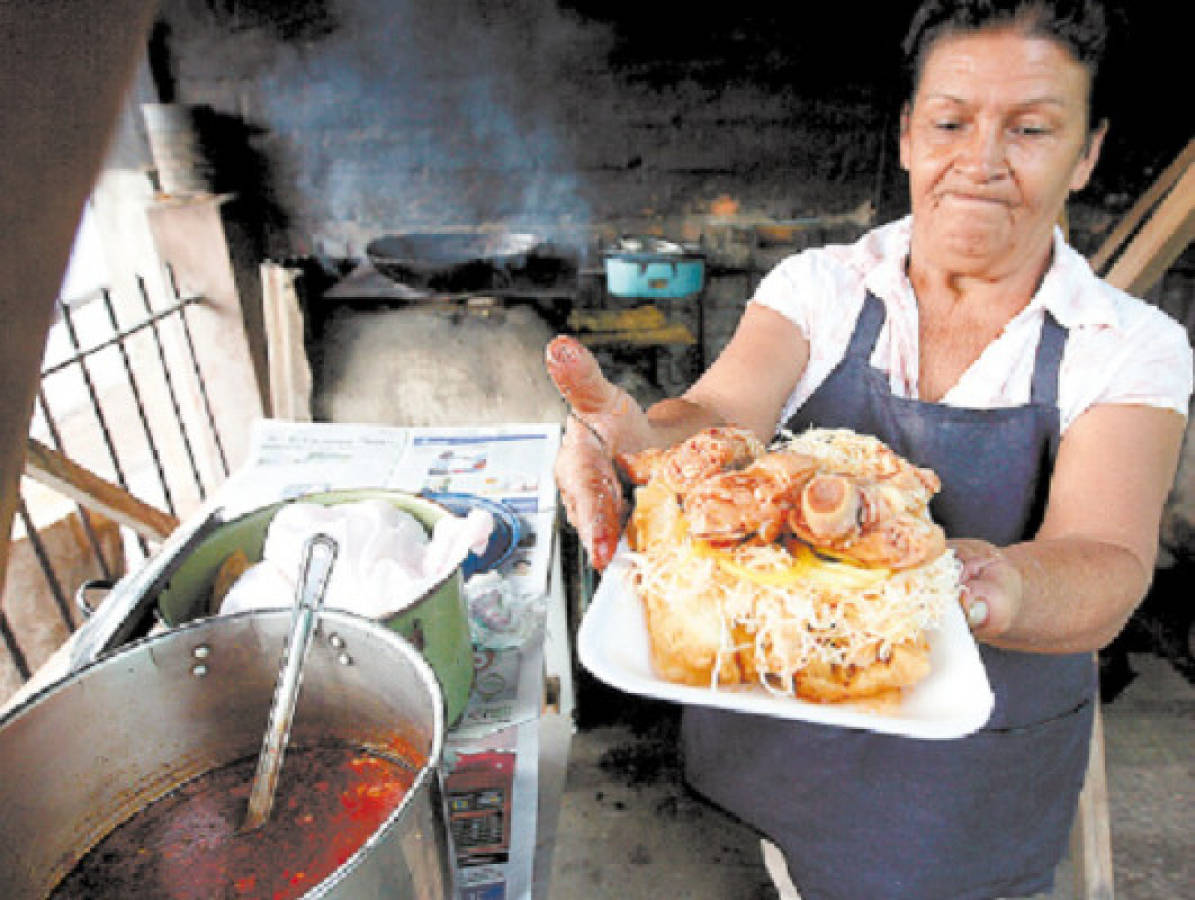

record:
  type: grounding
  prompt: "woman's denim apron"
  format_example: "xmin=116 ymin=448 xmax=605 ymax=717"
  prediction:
xmin=681 ymin=293 xmax=1095 ymax=899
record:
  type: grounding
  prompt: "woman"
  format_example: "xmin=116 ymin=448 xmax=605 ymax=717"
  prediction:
xmin=548 ymin=1 xmax=1192 ymax=897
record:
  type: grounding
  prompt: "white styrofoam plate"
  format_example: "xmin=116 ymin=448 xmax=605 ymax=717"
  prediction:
xmin=578 ymin=540 xmax=994 ymax=740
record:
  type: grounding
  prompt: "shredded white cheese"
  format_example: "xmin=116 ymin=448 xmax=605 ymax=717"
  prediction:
xmin=628 ymin=535 xmax=960 ymax=691
xmin=626 ymin=427 xmax=962 ymax=694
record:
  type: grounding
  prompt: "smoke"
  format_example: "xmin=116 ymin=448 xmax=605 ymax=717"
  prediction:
xmin=254 ymin=0 xmax=603 ymax=254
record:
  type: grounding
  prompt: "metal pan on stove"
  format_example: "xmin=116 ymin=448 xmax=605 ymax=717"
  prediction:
xmin=366 ymin=232 xmax=543 ymax=292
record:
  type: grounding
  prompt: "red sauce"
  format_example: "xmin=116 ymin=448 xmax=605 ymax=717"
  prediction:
xmin=51 ymin=741 xmax=424 ymax=900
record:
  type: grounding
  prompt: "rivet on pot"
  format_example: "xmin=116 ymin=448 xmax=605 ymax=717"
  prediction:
xmin=192 ymin=663 xmax=209 ymax=677
xmin=193 ymin=645 xmax=210 ymax=659
xmin=337 ymin=652 xmax=353 ymax=666
xmin=329 ymin=633 xmax=345 ymax=650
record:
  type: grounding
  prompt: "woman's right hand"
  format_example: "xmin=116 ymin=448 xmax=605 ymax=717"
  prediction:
xmin=545 ymin=335 xmax=654 ymax=570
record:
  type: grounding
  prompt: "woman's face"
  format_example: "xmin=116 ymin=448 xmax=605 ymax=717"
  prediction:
xmin=900 ymin=28 xmax=1105 ymax=280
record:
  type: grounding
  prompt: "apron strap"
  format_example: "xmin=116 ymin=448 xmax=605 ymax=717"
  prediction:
xmin=847 ymin=291 xmax=887 ymax=359
xmin=1029 ymin=312 xmax=1067 ymax=407
xmin=856 ymin=291 xmax=1068 ymax=410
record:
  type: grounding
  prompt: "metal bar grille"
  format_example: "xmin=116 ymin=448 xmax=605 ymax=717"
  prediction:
xmin=4 ymin=278 xmax=228 ymax=700
xmin=37 ymin=296 xmax=203 ymax=377
xmin=15 ymin=499 xmax=75 ymax=633
xmin=168 ymin=265 xmax=230 ymax=479
xmin=0 ymin=611 xmax=30 ymax=682
xmin=100 ymin=288 xmax=179 ymax=517
xmin=137 ymin=275 xmax=208 ymax=501
xmin=58 ymin=302 xmax=133 ymax=497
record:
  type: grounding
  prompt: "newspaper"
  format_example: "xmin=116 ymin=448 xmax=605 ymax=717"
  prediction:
xmin=220 ymin=419 xmax=562 ymax=898
xmin=446 ymin=641 xmax=546 ymax=900
xmin=234 ymin=419 xmax=557 ymax=514
xmin=225 ymin=420 xmax=559 ymax=599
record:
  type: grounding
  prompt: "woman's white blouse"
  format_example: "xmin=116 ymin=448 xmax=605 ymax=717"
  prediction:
xmin=751 ymin=216 xmax=1194 ymax=432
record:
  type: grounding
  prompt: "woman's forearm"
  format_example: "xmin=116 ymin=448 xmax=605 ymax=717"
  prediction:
xmin=975 ymin=536 xmax=1152 ymax=654
xmin=643 ymin=397 xmax=730 ymax=447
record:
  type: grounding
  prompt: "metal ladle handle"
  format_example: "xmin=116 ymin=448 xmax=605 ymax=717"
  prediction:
xmin=242 ymin=533 xmax=339 ymax=832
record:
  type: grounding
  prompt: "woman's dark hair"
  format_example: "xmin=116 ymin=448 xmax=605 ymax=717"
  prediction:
xmin=902 ymin=0 xmax=1115 ymax=127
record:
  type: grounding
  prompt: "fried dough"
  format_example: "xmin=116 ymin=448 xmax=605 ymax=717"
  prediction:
xmin=791 ymin=639 xmax=931 ymax=703
xmin=622 ymin=427 xmax=954 ymax=704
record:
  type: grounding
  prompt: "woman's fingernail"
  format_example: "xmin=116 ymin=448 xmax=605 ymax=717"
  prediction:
xmin=967 ymin=599 xmax=988 ymax=628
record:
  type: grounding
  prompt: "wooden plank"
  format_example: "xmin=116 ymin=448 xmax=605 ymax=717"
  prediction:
xmin=1090 ymin=136 xmax=1195 ymax=277
xmin=569 ymin=305 xmax=669 ymax=333
xmin=261 ymin=262 xmax=313 ymax=422
xmin=146 ymin=196 xmax=265 ymax=472
xmin=23 ymin=437 xmax=179 ymax=541
xmin=1072 ymin=700 xmax=1115 ymax=900
xmin=1103 ymin=158 xmax=1195 ymax=296
xmin=577 ymin=325 xmax=696 ymax=347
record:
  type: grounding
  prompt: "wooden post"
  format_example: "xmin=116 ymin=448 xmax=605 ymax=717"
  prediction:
xmin=0 ymin=0 xmax=158 ymax=601
xmin=1072 ymin=699 xmax=1115 ymax=899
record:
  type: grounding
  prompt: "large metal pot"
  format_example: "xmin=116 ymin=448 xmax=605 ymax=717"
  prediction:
xmin=0 ymin=609 xmax=455 ymax=898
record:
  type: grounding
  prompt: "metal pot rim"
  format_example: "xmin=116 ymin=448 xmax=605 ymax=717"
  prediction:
xmin=3 ymin=608 xmax=447 ymax=753
xmin=1 ymin=607 xmax=451 ymax=898
xmin=604 ymin=234 xmax=705 ymax=261
xmin=156 ymin=488 xmax=464 ymax=627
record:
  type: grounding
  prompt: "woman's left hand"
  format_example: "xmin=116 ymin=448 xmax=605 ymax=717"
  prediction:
xmin=949 ymin=539 xmax=1024 ymax=641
